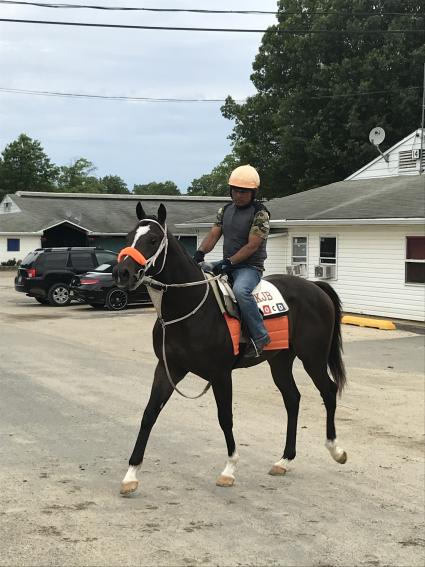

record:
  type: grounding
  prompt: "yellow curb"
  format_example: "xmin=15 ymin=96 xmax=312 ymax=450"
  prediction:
xmin=342 ymin=315 xmax=396 ymax=330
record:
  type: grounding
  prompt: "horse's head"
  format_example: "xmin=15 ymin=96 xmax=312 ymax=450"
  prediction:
xmin=113 ymin=202 xmax=167 ymax=290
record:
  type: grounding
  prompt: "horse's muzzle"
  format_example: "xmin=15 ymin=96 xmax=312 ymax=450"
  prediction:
xmin=112 ymin=263 xmax=136 ymax=289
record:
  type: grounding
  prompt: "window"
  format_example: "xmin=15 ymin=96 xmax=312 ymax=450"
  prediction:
xmin=320 ymin=237 xmax=337 ymax=264
xmin=7 ymin=238 xmax=20 ymax=252
xmin=292 ymin=237 xmax=307 ymax=264
xmin=71 ymin=252 xmax=95 ymax=272
xmin=37 ymin=252 xmax=69 ymax=269
xmin=95 ymin=251 xmax=117 ymax=266
xmin=406 ymin=236 xmax=425 ymax=284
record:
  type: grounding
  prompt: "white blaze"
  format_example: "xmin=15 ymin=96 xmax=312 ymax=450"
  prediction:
xmin=131 ymin=225 xmax=150 ymax=248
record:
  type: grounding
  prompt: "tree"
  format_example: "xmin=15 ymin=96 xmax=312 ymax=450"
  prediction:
xmin=221 ymin=0 xmax=425 ymax=198
xmin=187 ymin=154 xmax=240 ymax=196
xmin=133 ymin=181 xmax=180 ymax=195
xmin=0 ymin=134 xmax=58 ymax=199
xmin=100 ymin=175 xmax=129 ymax=194
xmin=57 ymin=158 xmax=103 ymax=193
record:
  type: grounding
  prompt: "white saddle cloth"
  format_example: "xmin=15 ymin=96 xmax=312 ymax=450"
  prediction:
xmin=218 ymin=277 xmax=289 ymax=318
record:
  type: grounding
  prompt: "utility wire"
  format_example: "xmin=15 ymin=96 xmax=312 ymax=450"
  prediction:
xmin=0 ymin=86 xmax=420 ymax=103
xmin=0 ymin=18 xmax=423 ymax=33
xmin=0 ymin=1 xmax=420 ymax=17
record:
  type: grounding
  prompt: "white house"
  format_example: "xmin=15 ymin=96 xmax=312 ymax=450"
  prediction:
xmin=178 ymin=131 xmax=425 ymax=322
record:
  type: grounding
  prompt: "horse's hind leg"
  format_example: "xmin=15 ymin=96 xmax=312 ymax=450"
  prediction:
xmin=267 ymin=350 xmax=299 ymax=476
xmin=121 ymin=361 xmax=186 ymax=495
xmin=302 ymin=360 xmax=347 ymax=465
xmin=211 ymin=373 xmax=238 ymax=487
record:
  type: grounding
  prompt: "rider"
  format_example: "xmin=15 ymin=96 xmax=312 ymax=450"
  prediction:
xmin=193 ymin=165 xmax=271 ymax=358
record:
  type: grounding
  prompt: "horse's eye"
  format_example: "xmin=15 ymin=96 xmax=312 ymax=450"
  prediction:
xmin=150 ymin=237 xmax=157 ymax=245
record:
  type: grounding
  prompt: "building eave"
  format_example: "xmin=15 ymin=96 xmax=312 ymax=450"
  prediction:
xmin=42 ymin=219 xmax=90 ymax=232
xmin=178 ymin=218 xmax=425 ymax=229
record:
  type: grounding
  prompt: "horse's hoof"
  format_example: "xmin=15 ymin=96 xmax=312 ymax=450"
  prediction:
xmin=120 ymin=480 xmax=139 ymax=495
xmin=336 ymin=451 xmax=347 ymax=464
xmin=268 ymin=465 xmax=287 ymax=476
xmin=216 ymin=475 xmax=235 ymax=487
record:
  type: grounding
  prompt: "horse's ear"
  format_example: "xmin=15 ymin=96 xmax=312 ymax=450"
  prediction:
xmin=136 ymin=202 xmax=146 ymax=220
xmin=158 ymin=203 xmax=167 ymax=226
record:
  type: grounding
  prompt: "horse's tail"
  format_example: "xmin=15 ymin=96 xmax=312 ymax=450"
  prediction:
xmin=314 ymin=281 xmax=347 ymax=394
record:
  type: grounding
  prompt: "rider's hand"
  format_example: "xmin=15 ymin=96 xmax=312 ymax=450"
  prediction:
xmin=193 ymin=250 xmax=205 ymax=264
xmin=212 ymin=258 xmax=232 ymax=275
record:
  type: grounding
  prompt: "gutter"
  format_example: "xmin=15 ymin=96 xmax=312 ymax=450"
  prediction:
xmin=177 ymin=217 xmax=424 ymax=229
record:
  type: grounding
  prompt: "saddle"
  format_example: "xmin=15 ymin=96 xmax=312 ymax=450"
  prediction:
xmin=205 ymin=273 xmax=289 ymax=356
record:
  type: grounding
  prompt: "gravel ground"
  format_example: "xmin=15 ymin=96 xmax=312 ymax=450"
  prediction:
xmin=0 ymin=272 xmax=424 ymax=567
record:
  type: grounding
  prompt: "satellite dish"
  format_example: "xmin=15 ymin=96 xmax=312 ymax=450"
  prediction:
xmin=368 ymin=126 xmax=389 ymax=163
xmin=369 ymin=127 xmax=386 ymax=146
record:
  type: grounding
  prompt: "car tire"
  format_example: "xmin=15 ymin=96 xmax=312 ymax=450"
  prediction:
xmin=35 ymin=297 xmax=49 ymax=305
xmin=48 ymin=283 xmax=71 ymax=307
xmin=106 ymin=288 xmax=128 ymax=311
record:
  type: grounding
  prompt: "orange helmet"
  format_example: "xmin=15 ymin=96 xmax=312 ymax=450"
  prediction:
xmin=228 ymin=165 xmax=260 ymax=190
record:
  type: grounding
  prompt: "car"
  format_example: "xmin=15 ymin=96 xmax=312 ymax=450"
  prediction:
xmin=70 ymin=262 xmax=151 ymax=311
xmin=15 ymin=247 xmax=118 ymax=307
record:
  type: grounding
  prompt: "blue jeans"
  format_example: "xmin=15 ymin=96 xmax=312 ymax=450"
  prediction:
xmin=230 ymin=266 xmax=269 ymax=344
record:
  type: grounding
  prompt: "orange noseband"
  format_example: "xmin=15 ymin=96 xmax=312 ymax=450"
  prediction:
xmin=117 ymin=246 xmax=147 ymax=267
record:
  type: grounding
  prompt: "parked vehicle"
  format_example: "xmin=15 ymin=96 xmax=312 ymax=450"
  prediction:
xmin=15 ymin=247 xmax=118 ymax=306
xmin=70 ymin=262 xmax=151 ymax=311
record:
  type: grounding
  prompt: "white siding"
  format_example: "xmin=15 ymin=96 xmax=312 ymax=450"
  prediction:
xmin=347 ymin=130 xmax=424 ymax=180
xmin=285 ymin=225 xmax=425 ymax=322
xmin=0 ymin=235 xmax=41 ymax=263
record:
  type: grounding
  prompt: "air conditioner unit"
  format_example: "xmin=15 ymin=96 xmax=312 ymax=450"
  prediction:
xmin=315 ymin=265 xmax=325 ymax=278
xmin=315 ymin=264 xmax=336 ymax=279
xmin=412 ymin=149 xmax=421 ymax=160
xmin=293 ymin=263 xmax=307 ymax=276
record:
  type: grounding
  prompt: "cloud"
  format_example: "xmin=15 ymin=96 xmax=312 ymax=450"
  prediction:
xmin=0 ymin=0 xmax=277 ymax=191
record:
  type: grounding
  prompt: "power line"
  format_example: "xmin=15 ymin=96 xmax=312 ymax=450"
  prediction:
xmin=0 ymin=18 xmax=423 ymax=33
xmin=0 ymin=86 xmax=420 ymax=103
xmin=0 ymin=86 xmax=238 ymax=102
xmin=0 ymin=1 xmax=421 ymax=17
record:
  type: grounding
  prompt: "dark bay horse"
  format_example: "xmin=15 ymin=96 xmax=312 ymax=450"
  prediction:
xmin=113 ymin=203 xmax=347 ymax=495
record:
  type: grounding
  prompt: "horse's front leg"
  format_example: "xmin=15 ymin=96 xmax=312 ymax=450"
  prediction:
xmin=211 ymin=373 xmax=238 ymax=487
xmin=120 ymin=361 xmax=186 ymax=495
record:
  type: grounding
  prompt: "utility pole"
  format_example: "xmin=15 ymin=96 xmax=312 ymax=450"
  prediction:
xmin=421 ymin=63 xmax=425 ymax=175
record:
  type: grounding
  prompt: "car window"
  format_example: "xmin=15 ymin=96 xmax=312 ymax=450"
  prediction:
xmin=95 ymin=251 xmax=118 ymax=266
xmin=21 ymin=251 xmax=40 ymax=266
xmin=37 ymin=252 xmax=69 ymax=269
xmin=94 ymin=263 xmax=115 ymax=273
xmin=71 ymin=252 xmax=96 ymax=271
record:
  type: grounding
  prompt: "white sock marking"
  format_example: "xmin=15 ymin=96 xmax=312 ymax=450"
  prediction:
xmin=221 ymin=451 xmax=239 ymax=479
xmin=273 ymin=458 xmax=290 ymax=470
xmin=325 ymin=438 xmax=345 ymax=460
xmin=122 ymin=465 xmax=140 ymax=484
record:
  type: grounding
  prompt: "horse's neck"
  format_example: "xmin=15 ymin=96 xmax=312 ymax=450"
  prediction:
xmin=159 ymin=235 xmax=202 ymax=285
xmin=156 ymin=235 xmax=209 ymax=321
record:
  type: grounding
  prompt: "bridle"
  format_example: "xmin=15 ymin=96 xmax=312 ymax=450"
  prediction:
xmin=117 ymin=219 xmax=221 ymax=399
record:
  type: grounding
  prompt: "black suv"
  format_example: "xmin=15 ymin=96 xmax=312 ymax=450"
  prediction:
xmin=15 ymin=247 xmax=118 ymax=306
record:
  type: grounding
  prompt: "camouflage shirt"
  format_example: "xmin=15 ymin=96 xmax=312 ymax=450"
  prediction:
xmin=215 ymin=207 xmax=270 ymax=240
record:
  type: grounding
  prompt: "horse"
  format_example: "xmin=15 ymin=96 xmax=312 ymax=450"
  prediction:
xmin=113 ymin=202 xmax=347 ymax=495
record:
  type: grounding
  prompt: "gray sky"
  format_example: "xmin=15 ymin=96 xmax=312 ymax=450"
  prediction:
xmin=0 ymin=0 xmax=278 ymax=192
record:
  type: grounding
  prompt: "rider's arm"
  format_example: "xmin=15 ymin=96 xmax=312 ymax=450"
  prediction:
xmin=198 ymin=225 xmax=222 ymax=254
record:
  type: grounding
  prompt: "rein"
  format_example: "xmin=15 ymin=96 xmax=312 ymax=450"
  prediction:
xmin=119 ymin=220 xmax=221 ymax=399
